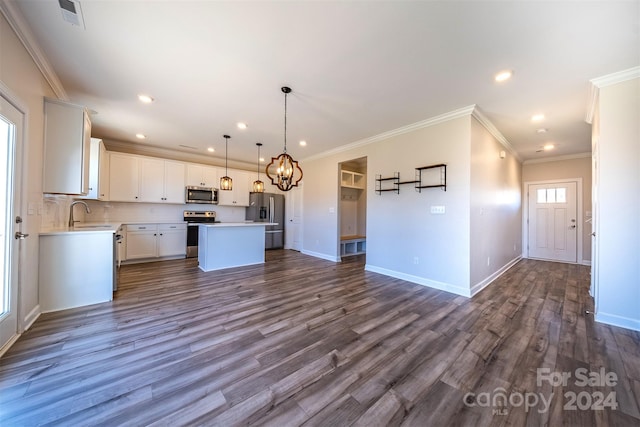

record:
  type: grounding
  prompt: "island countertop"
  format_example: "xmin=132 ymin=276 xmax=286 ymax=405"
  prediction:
xmin=198 ymin=222 xmax=279 ymax=227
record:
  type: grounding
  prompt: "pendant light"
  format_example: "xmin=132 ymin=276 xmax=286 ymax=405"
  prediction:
xmin=252 ymin=142 xmax=265 ymax=193
xmin=220 ymin=134 xmax=232 ymax=191
xmin=266 ymin=86 xmax=303 ymax=191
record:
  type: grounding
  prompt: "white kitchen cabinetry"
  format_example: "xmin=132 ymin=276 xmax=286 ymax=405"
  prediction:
xmin=109 ymin=153 xmax=140 ymax=201
xmin=43 ymin=98 xmax=92 ymax=195
xmin=80 ymin=138 xmax=109 ymax=200
xmin=125 ymin=223 xmax=186 ymax=260
xmin=186 ymin=164 xmax=218 ymax=188
xmin=157 ymin=224 xmax=188 ymax=257
xmin=39 ymin=231 xmax=114 ymax=312
xmin=139 ymin=158 xmax=185 ymax=203
xmin=218 ymin=169 xmax=251 ymax=206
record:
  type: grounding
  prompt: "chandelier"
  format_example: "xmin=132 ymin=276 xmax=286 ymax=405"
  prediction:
xmin=252 ymin=142 xmax=264 ymax=193
xmin=220 ymin=134 xmax=232 ymax=191
xmin=266 ymin=86 xmax=303 ymax=191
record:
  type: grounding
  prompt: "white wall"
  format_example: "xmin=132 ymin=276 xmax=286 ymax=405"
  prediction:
xmin=594 ymin=76 xmax=640 ymax=331
xmin=303 ymin=114 xmax=473 ymax=294
xmin=469 ymin=117 xmax=522 ymax=293
xmin=1 ymin=12 xmax=55 ymax=330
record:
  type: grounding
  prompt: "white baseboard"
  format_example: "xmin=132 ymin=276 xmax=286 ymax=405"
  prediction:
xmin=470 ymin=256 xmax=522 ymax=297
xmin=595 ymin=312 xmax=640 ymax=332
xmin=301 ymin=250 xmax=341 ymax=263
xmin=581 ymin=260 xmax=592 ymax=266
xmin=364 ymin=264 xmax=470 ymax=297
xmin=0 ymin=334 xmax=21 ymax=358
xmin=22 ymin=304 xmax=41 ymax=332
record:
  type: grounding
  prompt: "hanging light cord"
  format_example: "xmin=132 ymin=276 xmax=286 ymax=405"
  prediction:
xmin=225 ymin=136 xmax=229 ymax=175
xmin=256 ymin=144 xmax=261 ymax=178
xmin=283 ymin=90 xmax=288 ymax=154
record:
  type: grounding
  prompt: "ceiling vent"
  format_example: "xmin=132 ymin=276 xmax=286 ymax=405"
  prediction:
xmin=58 ymin=0 xmax=86 ymax=29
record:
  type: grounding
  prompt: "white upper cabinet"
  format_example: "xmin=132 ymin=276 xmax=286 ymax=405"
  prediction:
xmin=109 ymin=153 xmax=140 ymax=202
xmin=43 ymin=98 xmax=91 ymax=195
xmin=110 ymin=153 xmax=185 ymax=204
xmin=218 ymin=169 xmax=251 ymax=206
xmin=79 ymin=138 xmax=109 ymax=200
xmin=186 ymin=164 xmax=218 ymax=188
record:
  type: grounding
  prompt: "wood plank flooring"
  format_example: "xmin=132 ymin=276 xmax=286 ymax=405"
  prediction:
xmin=1 ymin=250 xmax=639 ymax=426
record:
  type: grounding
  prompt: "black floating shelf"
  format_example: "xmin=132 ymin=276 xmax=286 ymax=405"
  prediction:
xmin=415 ymin=164 xmax=446 ymax=192
xmin=375 ymin=172 xmax=400 ymax=195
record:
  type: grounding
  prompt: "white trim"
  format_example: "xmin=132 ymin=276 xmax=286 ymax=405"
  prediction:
xmin=22 ymin=304 xmax=40 ymax=333
xmin=0 ymin=2 xmax=68 ymax=100
xmin=302 ymin=105 xmax=477 ymax=162
xmin=364 ymin=264 xmax=471 ymax=297
xmin=581 ymin=260 xmax=592 ymax=267
xmin=523 ymin=152 xmax=591 ymax=165
xmin=104 ymin=139 xmax=255 ymax=172
xmin=585 ymin=66 xmax=640 ymax=123
xmin=470 ymin=256 xmax=521 ymax=297
xmin=470 ymin=107 xmax=521 ymax=162
xmin=0 ymin=333 xmax=20 ymax=358
xmin=523 ymin=179 xmax=583 ymax=265
xmin=300 ymin=249 xmax=340 ymax=263
xmin=590 ymin=66 xmax=640 ymax=89
xmin=595 ymin=312 xmax=640 ymax=332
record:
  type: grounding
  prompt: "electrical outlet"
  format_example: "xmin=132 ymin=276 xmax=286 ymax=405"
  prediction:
xmin=487 ymin=256 xmax=490 ymax=266
xmin=430 ymin=205 xmax=445 ymax=214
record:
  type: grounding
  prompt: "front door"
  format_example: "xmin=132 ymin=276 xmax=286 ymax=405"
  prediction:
xmin=528 ymin=182 xmax=578 ymax=263
xmin=0 ymin=92 xmax=25 ymax=350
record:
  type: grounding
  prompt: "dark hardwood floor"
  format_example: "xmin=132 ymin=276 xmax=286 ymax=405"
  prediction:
xmin=1 ymin=250 xmax=639 ymax=426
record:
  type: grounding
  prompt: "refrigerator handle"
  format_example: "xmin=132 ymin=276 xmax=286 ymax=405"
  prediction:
xmin=269 ymin=197 xmax=274 ymax=223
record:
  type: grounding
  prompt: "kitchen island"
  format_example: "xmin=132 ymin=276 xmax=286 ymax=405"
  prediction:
xmin=198 ymin=222 xmax=278 ymax=272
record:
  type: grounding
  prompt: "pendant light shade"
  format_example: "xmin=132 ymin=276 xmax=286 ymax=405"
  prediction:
xmin=266 ymin=86 xmax=303 ymax=191
xmin=252 ymin=142 xmax=265 ymax=193
xmin=220 ymin=134 xmax=232 ymax=191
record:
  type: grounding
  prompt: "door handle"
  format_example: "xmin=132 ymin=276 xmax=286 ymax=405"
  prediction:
xmin=569 ymin=225 xmax=576 ymax=229
xmin=15 ymin=231 xmax=29 ymax=240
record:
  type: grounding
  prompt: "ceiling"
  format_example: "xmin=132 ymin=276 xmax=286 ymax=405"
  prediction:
xmin=4 ymin=1 xmax=639 ymax=165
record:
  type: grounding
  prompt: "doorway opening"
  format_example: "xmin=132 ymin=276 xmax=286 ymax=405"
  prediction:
xmin=525 ymin=179 xmax=582 ymax=263
xmin=338 ymin=157 xmax=367 ymax=260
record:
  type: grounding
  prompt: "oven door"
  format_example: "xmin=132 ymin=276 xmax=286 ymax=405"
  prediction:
xmin=186 ymin=224 xmax=199 ymax=258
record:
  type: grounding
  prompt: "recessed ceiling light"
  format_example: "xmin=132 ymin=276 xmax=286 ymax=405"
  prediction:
xmin=299 ymin=140 xmax=307 ymax=146
xmin=543 ymin=143 xmax=555 ymax=151
xmin=207 ymin=147 xmax=215 ymax=152
xmin=259 ymin=157 xmax=264 ymax=162
xmin=531 ymin=114 xmax=545 ymax=122
xmin=138 ymin=94 xmax=154 ymax=103
xmin=494 ymin=70 xmax=513 ymax=82
xmin=237 ymin=122 xmax=248 ymax=130
xmin=536 ymin=128 xmax=549 ymax=134
xmin=135 ymin=133 xmax=146 ymax=139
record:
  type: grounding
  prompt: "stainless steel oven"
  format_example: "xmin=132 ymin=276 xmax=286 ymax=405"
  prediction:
xmin=184 ymin=210 xmax=217 ymax=258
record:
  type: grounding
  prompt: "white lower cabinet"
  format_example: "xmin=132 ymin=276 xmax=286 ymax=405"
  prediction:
xmin=125 ymin=223 xmax=186 ymax=261
xmin=157 ymin=224 xmax=187 ymax=257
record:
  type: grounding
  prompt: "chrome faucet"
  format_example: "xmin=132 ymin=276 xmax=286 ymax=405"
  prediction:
xmin=68 ymin=200 xmax=91 ymax=227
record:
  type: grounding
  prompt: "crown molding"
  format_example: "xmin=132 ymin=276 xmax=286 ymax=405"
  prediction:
xmin=102 ymin=138 xmax=255 ymax=172
xmin=585 ymin=66 xmax=640 ymax=124
xmin=0 ymin=1 xmax=68 ymax=100
xmin=302 ymin=105 xmax=477 ymax=162
xmin=470 ymin=106 xmax=521 ymax=162
xmin=523 ymin=152 xmax=591 ymax=165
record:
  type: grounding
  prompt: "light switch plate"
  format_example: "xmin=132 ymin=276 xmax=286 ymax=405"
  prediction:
xmin=430 ymin=205 xmax=445 ymax=214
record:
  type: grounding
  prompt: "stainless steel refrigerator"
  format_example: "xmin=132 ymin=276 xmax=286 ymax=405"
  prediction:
xmin=246 ymin=192 xmax=285 ymax=249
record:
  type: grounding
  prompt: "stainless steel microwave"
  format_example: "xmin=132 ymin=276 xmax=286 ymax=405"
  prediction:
xmin=185 ymin=186 xmax=218 ymax=204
